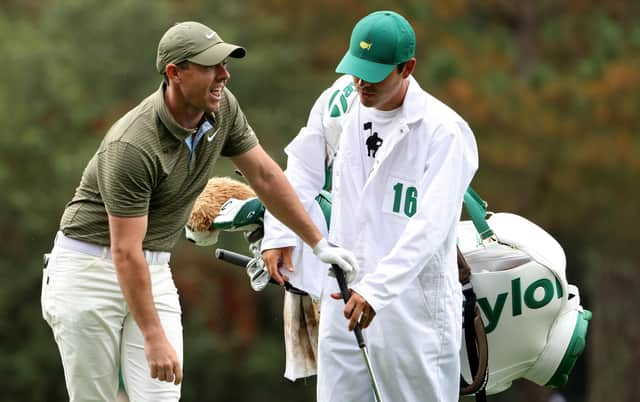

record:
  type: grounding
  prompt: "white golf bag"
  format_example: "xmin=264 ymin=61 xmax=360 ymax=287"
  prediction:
xmin=457 ymin=189 xmax=590 ymax=396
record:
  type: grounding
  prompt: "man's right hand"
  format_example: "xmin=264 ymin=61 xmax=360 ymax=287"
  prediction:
xmin=261 ymin=247 xmax=294 ymax=286
xmin=144 ymin=334 xmax=183 ymax=385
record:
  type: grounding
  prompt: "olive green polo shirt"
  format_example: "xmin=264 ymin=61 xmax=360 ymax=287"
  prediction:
xmin=60 ymin=84 xmax=258 ymax=251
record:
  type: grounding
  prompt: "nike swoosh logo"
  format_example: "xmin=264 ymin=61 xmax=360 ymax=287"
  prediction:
xmin=207 ymin=128 xmax=221 ymax=142
xmin=206 ymin=32 xmax=216 ymax=39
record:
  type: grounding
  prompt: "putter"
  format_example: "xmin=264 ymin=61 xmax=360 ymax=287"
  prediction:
xmin=332 ymin=265 xmax=384 ymax=402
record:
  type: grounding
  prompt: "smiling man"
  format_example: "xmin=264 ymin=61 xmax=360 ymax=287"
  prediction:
xmin=41 ymin=21 xmax=358 ymax=402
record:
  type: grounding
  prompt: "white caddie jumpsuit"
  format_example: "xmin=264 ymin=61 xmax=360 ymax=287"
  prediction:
xmin=263 ymin=75 xmax=478 ymax=402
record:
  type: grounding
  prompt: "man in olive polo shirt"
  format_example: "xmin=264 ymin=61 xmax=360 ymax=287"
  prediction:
xmin=41 ymin=21 xmax=358 ymax=402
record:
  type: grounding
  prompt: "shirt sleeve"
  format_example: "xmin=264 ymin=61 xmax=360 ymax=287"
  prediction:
xmin=352 ymin=121 xmax=479 ymax=312
xmin=261 ymin=90 xmax=330 ymax=250
xmin=96 ymin=141 xmax=155 ymax=217
xmin=221 ymin=89 xmax=259 ymax=157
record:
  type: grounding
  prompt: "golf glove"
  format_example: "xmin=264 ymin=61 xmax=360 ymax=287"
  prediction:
xmin=313 ymin=238 xmax=359 ymax=283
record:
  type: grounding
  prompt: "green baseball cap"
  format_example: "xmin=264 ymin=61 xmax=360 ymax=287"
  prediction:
xmin=156 ymin=21 xmax=246 ymax=73
xmin=335 ymin=11 xmax=416 ymax=83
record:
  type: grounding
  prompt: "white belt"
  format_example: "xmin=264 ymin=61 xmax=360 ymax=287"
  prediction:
xmin=54 ymin=232 xmax=171 ymax=265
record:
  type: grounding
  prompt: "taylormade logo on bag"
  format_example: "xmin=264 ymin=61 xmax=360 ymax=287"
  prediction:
xmin=477 ymin=276 xmax=563 ymax=333
xmin=327 ymin=82 xmax=355 ymax=117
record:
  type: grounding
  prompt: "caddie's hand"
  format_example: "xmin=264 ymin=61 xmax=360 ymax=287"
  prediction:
xmin=261 ymin=247 xmax=294 ymax=286
xmin=313 ymin=238 xmax=359 ymax=283
xmin=144 ymin=334 xmax=183 ymax=385
xmin=331 ymin=289 xmax=376 ymax=331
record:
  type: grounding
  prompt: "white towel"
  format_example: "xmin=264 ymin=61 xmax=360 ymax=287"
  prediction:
xmin=283 ymin=291 xmax=321 ymax=381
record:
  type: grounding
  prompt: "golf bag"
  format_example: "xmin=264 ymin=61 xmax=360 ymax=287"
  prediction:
xmin=457 ymin=189 xmax=590 ymax=397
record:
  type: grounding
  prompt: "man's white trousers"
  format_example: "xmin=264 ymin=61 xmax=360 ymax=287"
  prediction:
xmin=41 ymin=246 xmax=182 ymax=402
xmin=316 ymin=272 xmax=462 ymax=402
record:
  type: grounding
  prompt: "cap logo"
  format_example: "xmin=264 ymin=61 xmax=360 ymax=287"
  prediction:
xmin=359 ymin=41 xmax=372 ymax=50
xmin=206 ymin=31 xmax=216 ymax=39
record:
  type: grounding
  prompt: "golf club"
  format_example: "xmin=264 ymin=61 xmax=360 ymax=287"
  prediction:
xmin=332 ymin=265 xmax=384 ymax=402
xmin=215 ymin=248 xmax=307 ymax=295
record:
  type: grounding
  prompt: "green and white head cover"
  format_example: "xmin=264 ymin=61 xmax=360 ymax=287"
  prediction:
xmin=213 ymin=197 xmax=265 ymax=232
xmin=184 ymin=197 xmax=264 ymax=246
xmin=185 ymin=225 xmax=220 ymax=246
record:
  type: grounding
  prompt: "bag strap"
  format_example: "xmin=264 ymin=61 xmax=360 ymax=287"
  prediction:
xmin=457 ymin=247 xmax=489 ymax=401
xmin=463 ymin=187 xmax=496 ymax=243
xmin=459 ymin=188 xmax=491 ymax=399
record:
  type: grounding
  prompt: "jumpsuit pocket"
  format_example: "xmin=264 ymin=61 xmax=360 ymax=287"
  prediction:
xmin=416 ymin=271 xmax=444 ymax=322
xmin=41 ymin=253 xmax=51 ymax=323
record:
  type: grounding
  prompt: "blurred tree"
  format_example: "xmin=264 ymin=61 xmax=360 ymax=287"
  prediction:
xmin=2 ymin=0 xmax=639 ymax=401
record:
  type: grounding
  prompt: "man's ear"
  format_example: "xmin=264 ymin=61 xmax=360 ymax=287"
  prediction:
xmin=402 ymin=58 xmax=416 ymax=78
xmin=165 ymin=64 xmax=180 ymax=84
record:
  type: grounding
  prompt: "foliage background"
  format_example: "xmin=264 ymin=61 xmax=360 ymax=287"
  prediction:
xmin=1 ymin=0 xmax=638 ymax=401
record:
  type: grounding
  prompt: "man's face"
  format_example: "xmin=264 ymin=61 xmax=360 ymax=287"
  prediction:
xmin=175 ymin=61 xmax=230 ymax=113
xmin=352 ymin=59 xmax=415 ymax=110
xmin=353 ymin=67 xmax=405 ymax=110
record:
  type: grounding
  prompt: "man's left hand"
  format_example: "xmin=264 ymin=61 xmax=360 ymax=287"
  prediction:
xmin=261 ymin=246 xmax=293 ymax=286
xmin=331 ymin=289 xmax=376 ymax=331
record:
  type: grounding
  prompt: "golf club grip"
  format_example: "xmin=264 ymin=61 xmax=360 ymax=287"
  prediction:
xmin=332 ymin=265 xmax=366 ymax=348
xmin=215 ymin=248 xmax=251 ymax=267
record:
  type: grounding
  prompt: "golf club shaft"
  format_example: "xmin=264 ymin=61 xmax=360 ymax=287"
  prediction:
xmin=332 ymin=265 xmax=383 ymax=402
xmin=360 ymin=346 xmax=383 ymax=402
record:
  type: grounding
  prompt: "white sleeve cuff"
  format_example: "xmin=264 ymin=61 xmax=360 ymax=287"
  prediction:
xmin=260 ymin=237 xmax=299 ymax=252
xmin=352 ymin=280 xmax=387 ymax=314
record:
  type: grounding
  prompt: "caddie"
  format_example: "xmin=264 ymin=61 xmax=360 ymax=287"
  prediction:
xmin=41 ymin=21 xmax=358 ymax=401
xmin=261 ymin=10 xmax=479 ymax=402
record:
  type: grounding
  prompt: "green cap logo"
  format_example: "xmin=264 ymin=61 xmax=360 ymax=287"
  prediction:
xmin=336 ymin=11 xmax=416 ymax=83
xmin=156 ymin=21 xmax=246 ymax=73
